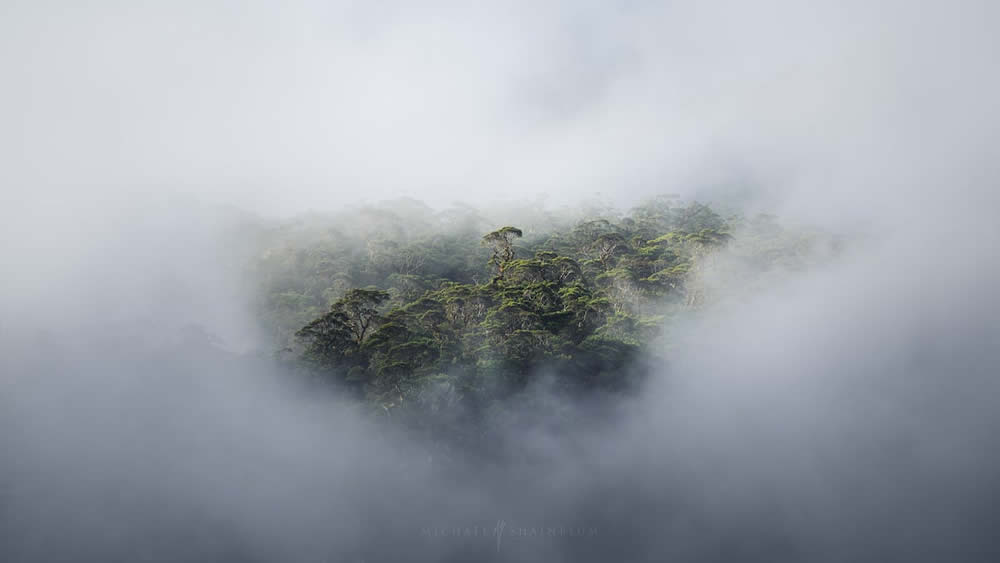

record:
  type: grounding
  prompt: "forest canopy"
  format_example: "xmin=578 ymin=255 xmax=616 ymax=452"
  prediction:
xmin=251 ymin=196 xmax=836 ymax=437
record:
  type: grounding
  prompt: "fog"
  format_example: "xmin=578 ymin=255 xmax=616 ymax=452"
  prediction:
xmin=2 ymin=1 xmax=1000 ymax=561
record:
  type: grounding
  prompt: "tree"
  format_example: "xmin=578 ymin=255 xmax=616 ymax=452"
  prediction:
xmin=336 ymin=288 xmax=391 ymax=345
xmin=683 ymin=228 xmax=732 ymax=255
xmin=571 ymin=219 xmax=617 ymax=247
xmin=590 ymin=232 xmax=629 ymax=270
xmin=295 ymin=288 xmax=390 ymax=368
xmin=481 ymin=226 xmax=522 ymax=279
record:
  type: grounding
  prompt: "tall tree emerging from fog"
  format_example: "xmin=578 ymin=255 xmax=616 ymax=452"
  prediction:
xmin=482 ymin=226 xmax=523 ymax=280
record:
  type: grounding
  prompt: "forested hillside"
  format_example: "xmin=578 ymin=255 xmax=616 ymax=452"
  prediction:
xmin=251 ymin=196 xmax=832 ymax=437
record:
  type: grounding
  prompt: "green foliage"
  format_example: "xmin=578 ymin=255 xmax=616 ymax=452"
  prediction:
xmin=294 ymin=287 xmax=390 ymax=379
xmin=482 ymin=226 xmax=523 ymax=279
xmin=249 ymin=197 xmax=822 ymax=424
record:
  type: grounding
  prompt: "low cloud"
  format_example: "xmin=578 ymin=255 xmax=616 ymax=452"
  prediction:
xmin=2 ymin=1 xmax=999 ymax=561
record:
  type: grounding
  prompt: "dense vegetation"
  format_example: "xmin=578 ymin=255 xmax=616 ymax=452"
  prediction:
xmin=252 ymin=195 xmax=833 ymax=441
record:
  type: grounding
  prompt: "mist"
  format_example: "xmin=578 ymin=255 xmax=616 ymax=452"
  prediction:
xmin=3 ymin=1 xmax=1000 ymax=561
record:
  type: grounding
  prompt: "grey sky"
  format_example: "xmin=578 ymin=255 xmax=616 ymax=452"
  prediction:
xmin=3 ymin=0 xmax=996 ymax=219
